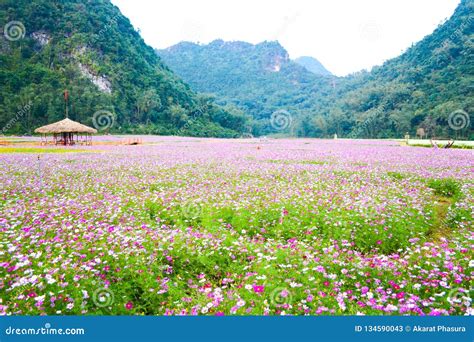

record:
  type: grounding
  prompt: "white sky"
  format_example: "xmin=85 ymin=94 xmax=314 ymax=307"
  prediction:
xmin=111 ymin=0 xmax=460 ymax=76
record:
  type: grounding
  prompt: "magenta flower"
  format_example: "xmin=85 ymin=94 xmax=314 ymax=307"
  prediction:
xmin=253 ymin=285 xmax=264 ymax=293
xmin=125 ymin=301 xmax=133 ymax=310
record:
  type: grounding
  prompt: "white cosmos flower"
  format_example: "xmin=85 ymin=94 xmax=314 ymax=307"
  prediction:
xmin=34 ymin=295 xmax=45 ymax=302
xmin=46 ymin=276 xmax=56 ymax=285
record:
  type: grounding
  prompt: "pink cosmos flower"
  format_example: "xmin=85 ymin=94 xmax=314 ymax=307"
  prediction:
xmin=125 ymin=301 xmax=133 ymax=310
xmin=253 ymin=285 xmax=264 ymax=293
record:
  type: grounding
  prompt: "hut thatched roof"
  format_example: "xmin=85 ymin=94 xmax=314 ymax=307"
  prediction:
xmin=34 ymin=118 xmax=97 ymax=134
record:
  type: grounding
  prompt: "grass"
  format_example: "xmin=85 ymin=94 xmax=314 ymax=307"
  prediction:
xmin=427 ymin=197 xmax=454 ymax=239
xmin=426 ymin=178 xmax=461 ymax=198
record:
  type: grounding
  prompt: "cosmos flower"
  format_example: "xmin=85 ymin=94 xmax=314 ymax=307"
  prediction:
xmin=0 ymin=137 xmax=471 ymax=316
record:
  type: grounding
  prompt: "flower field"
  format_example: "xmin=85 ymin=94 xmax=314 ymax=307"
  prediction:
xmin=0 ymin=138 xmax=472 ymax=316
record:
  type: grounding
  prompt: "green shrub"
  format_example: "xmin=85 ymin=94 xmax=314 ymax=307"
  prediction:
xmin=387 ymin=171 xmax=406 ymax=180
xmin=427 ymin=178 xmax=461 ymax=198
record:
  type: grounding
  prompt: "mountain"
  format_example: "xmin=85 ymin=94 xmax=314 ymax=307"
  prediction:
xmin=158 ymin=0 xmax=473 ymax=139
xmin=158 ymin=40 xmax=336 ymax=136
xmin=319 ymin=0 xmax=473 ymax=139
xmin=294 ymin=56 xmax=332 ymax=76
xmin=1 ymin=0 xmax=471 ymax=139
xmin=0 ymin=0 xmax=248 ymax=137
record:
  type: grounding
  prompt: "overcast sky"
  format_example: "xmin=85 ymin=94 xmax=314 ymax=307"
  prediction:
xmin=111 ymin=0 xmax=460 ymax=76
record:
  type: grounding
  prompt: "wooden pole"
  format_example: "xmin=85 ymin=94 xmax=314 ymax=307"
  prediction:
xmin=64 ymin=89 xmax=69 ymax=118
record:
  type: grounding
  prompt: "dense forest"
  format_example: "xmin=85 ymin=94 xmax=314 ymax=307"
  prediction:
xmin=322 ymin=0 xmax=474 ymax=140
xmin=0 ymin=0 xmax=472 ymax=139
xmin=158 ymin=40 xmax=337 ymax=136
xmin=159 ymin=0 xmax=473 ymax=139
xmin=0 ymin=0 xmax=249 ymax=137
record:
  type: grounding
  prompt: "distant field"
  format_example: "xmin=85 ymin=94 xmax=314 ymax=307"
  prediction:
xmin=0 ymin=138 xmax=472 ymax=315
xmin=0 ymin=147 xmax=99 ymax=153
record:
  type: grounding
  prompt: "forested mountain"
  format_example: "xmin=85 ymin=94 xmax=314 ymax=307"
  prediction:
xmin=159 ymin=0 xmax=473 ymax=139
xmin=294 ymin=56 xmax=332 ymax=76
xmin=320 ymin=0 xmax=473 ymax=139
xmin=1 ymin=0 xmax=472 ymax=139
xmin=158 ymin=40 xmax=336 ymax=135
xmin=0 ymin=0 xmax=248 ymax=137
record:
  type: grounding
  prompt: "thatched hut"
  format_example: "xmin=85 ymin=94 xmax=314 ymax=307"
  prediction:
xmin=35 ymin=118 xmax=97 ymax=146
